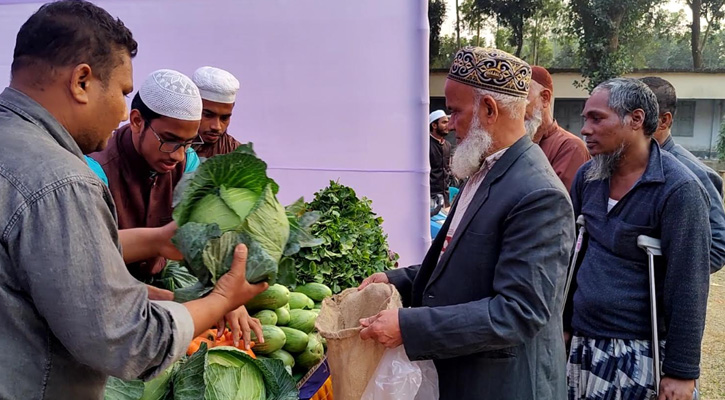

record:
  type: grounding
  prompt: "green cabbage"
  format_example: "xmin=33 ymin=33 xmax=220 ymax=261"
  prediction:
xmin=173 ymin=344 xmax=298 ymax=400
xmin=171 ymin=145 xmax=319 ymax=299
xmin=103 ymin=344 xmax=298 ymax=400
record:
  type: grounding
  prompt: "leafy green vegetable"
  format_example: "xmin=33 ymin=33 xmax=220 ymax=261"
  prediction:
xmin=288 ymin=181 xmax=397 ymax=293
xmin=171 ymin=145 xmax=323 ymax=298
xmin=172 ymin=343 xmax=298 ymax=400
xmin=171 ymin=145 xmax=302 ymax=298
xmin=145 ymin=261 xmax=199 ymax=293
xmin=141 ymin=367 xmax=174 ymax=400
xmin=242 ymin=185 xmax=289 ymax=262
xmin=104 ymin=377 xmax=144 ymax=400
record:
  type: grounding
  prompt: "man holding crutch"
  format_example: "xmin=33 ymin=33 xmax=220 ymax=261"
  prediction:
xmin=565 ymin=78 xmax=710 ymax=400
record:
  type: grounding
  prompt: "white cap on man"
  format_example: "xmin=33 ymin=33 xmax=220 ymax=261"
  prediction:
xmin=429 ymin=109 xmax=447 ymax=125
xmin=138 ymin=69 xmax=202 ymax=121
xmin=192 ymin=66 xmax=240 ymax=104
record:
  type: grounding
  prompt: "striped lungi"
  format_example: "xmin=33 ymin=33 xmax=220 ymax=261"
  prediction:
xmin=567 ymin=335 xmax=666 ymax=400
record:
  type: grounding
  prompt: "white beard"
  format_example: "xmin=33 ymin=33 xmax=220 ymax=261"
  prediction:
xmin=585 ymin=143 xmax=626 ymax=182
xmin=451 ymin=113 xmax=493 ymax=179
xmin=525 ymin=108 xmax=543 ymax=140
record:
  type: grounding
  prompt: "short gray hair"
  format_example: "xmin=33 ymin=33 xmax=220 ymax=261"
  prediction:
xmin=592 ymin=78 xmax=660 ymax=136
xmin=474 ymin=88 xmax=527 ymax=120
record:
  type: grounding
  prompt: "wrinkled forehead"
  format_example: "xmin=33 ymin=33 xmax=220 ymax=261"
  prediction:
xmin=444 ymin=79 xmax=475 ymax=109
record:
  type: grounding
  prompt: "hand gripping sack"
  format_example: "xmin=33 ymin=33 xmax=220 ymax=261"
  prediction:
xmin=314 ymin=283 xmax=402 ymax=400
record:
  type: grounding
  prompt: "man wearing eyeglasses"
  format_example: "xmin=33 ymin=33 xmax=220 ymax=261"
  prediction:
xmin=89 ymin=69 xmax=204 ymax=281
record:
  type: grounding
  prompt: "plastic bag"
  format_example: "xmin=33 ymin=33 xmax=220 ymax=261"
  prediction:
xmin=361 ymin=346 xmax=439 ymax=400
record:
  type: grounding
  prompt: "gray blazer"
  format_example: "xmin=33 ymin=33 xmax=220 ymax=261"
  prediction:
xmin=387 ymin=136 xmax=575 ymax=400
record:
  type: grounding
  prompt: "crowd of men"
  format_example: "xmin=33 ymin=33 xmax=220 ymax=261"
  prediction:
xmin=377 ymin=47 xmax=723 ymax=400
xmin=0 ymin=1 xmax=721 ymax=399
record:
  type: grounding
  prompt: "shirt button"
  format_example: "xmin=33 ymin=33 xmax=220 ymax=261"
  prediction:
xmin=427 ymin=293 xmax=435 ymax=299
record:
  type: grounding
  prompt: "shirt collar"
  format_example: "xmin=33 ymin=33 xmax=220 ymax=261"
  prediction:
xmin=640 ymin=139 xmax=666 ymax=184
xmin=661 ymin=135 xmax=675 ymax=152
xmin=430 ymin=134 xmax=446 ymax=145
xmin=0 ymin=87 xmax=85 ymax=161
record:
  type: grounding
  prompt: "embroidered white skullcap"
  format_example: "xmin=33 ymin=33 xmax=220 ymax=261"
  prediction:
xmin=429 ymin=109 xmax=447 ymax=125
xmin=139 ymin=69 xmax=202 ymax=121
xmin=192 ymin=66 xmax=240 ymax=104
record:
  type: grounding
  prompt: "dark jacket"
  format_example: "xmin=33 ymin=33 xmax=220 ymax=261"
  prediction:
xmin=430 ymin=135 xmax=451 ymax=202
xmin=662 ymin=135 xmax=725 ymax=273
xmin=568 ymin=141 xmax=710 ymax=379
xmin=387 ymin=136 xmax=575 ymax=400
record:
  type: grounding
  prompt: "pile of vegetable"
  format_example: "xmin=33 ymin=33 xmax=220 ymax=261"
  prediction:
xmin=242 ymin=282 xmax=332 ymax=380
xmin=104 ymin=342 xmax=298 ymax=400
xmin=288 ymin=181 xmax=397 ymax=293
xmin=169 ymin=144 xmax=321 ymax=301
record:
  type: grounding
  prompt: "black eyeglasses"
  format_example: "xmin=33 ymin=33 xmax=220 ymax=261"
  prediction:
xmin=146 ymin=124 xmax=204 ymax=153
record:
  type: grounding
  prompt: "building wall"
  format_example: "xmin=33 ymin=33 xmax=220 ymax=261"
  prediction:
xmin=430 ymin=70 xmax=725 ymax=157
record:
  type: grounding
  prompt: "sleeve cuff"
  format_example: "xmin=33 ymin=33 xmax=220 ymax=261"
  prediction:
xmin=144 ymin=301 xmax=195 ymax=379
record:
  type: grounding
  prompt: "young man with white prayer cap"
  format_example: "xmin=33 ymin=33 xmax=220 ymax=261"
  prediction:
xmin=191 ymin=66 xmax=241 ymax=158
xmin=90 ymin=69 xmax=203 ymax=279
xmin=429 ymin=109 xmax=452 ymax=206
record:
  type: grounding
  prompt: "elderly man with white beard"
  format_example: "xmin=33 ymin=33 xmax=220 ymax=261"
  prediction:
xmin=565 ymin=78 xmax=709 ymax=400
xmin=524 ymin=66 xmax=590 ymax=191
xmin=357 ymin=47 xmax=575 ymax=400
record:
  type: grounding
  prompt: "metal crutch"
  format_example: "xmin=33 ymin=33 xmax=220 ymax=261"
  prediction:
xmin=564 ymin=215 xmax=586 ymax=302
xmin=637 ymin=235 xmax=699 ymax=400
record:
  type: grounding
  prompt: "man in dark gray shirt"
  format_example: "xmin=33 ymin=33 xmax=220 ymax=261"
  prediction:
xmin=0 ymin=2 xmax=267 ymax=398
xmin=566 ymin=78 xmax=709 ymax=400
xmin=641 ymin=76 xmax=725 ymax=273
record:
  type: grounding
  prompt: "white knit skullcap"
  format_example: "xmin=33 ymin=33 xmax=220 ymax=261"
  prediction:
xmin=429 ymin=109 xmax=447 ymax=125
xmin=192 ymin=66 xmax=240 ymax=104
xmin=139 ymin=69 xmax=202 ymax=121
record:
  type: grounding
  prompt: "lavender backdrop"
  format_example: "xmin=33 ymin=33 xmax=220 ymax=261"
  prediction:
xmin=0 ymin=0 xmax=432 ymax=267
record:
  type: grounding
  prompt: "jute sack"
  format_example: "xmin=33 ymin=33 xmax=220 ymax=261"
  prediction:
xmin=314 ymin=283 xmax=402 ymax=400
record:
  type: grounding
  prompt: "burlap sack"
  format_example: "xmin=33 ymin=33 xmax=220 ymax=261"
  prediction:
xmin=315 ymin=283 xmax=402 ymax=400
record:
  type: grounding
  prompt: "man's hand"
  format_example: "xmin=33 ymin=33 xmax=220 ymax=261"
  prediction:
xmin=146 ymin=284 xmax=174 ymax=301
xmin=212 ymin=244 xmax=268 ymax=310
xmin=658 ymin=377 xmax=695 ymax=400
xmin=156 ymin=222 xmax=183 ymax=261
xmin=359 ymin=309 xmax=402 ymax=348
xmin=216 ymin=305 xmax=264 ymax=350
xmin=358 ymin=272 xmax=389 ymax=291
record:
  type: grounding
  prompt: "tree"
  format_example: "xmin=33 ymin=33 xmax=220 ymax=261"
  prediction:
xmin=687 ymin=0 xmax=725 ymax=69
xmin=525 ymin=0 xmax=564 ymax=65
xmin=460 ymin=0 xmax=489 ymax=46
xmin=429 ymin=0 xmax=448 ymax=65
xmin=569 ymin=0 xmax=656 ymax=92
xmin=473 ymin=0 xmax=544 ymax=57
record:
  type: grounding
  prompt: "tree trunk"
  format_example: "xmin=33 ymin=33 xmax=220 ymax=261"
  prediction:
xmin=476 ymin=17 xmax=481 ymax=46
xmin=533 ymin=15 xmax=540 ymax=65
xmin=515 ymin=21 xmax=524 ymax=57
xmin=691 ymin=0 xmax=703 ymax=70
xmin=456 ymin=0 xmax=461 ymax=47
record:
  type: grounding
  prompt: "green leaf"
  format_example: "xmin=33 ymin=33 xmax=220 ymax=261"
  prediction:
xmin=284 ymin=197 xmax=306 ymax=216
xmin=219 ymin=186 xmax=259 ymax=221
xmin=173 ymin=343 xmax=208 ymax=400
xmin=172 ymin=223 xmax=222 ymax=284
xmin=202 ymin=231 xmax=239 ymax=284
xmin=104 ymin=377 xmax=144 ymax=400
xmin=276 ymin=257 xmax=296 ymax=287
xmin=242 ymin=184 xmax=289 ymax=262
xmin=140 ymin=367 xmax=173 ymax=400
xmin=173 ymin=151 xmax=278 ymax=226
xmin=173 ymin=281 xmax=212 ymax=303
xmin=188 ymin=193 xmax=241 ymax=232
